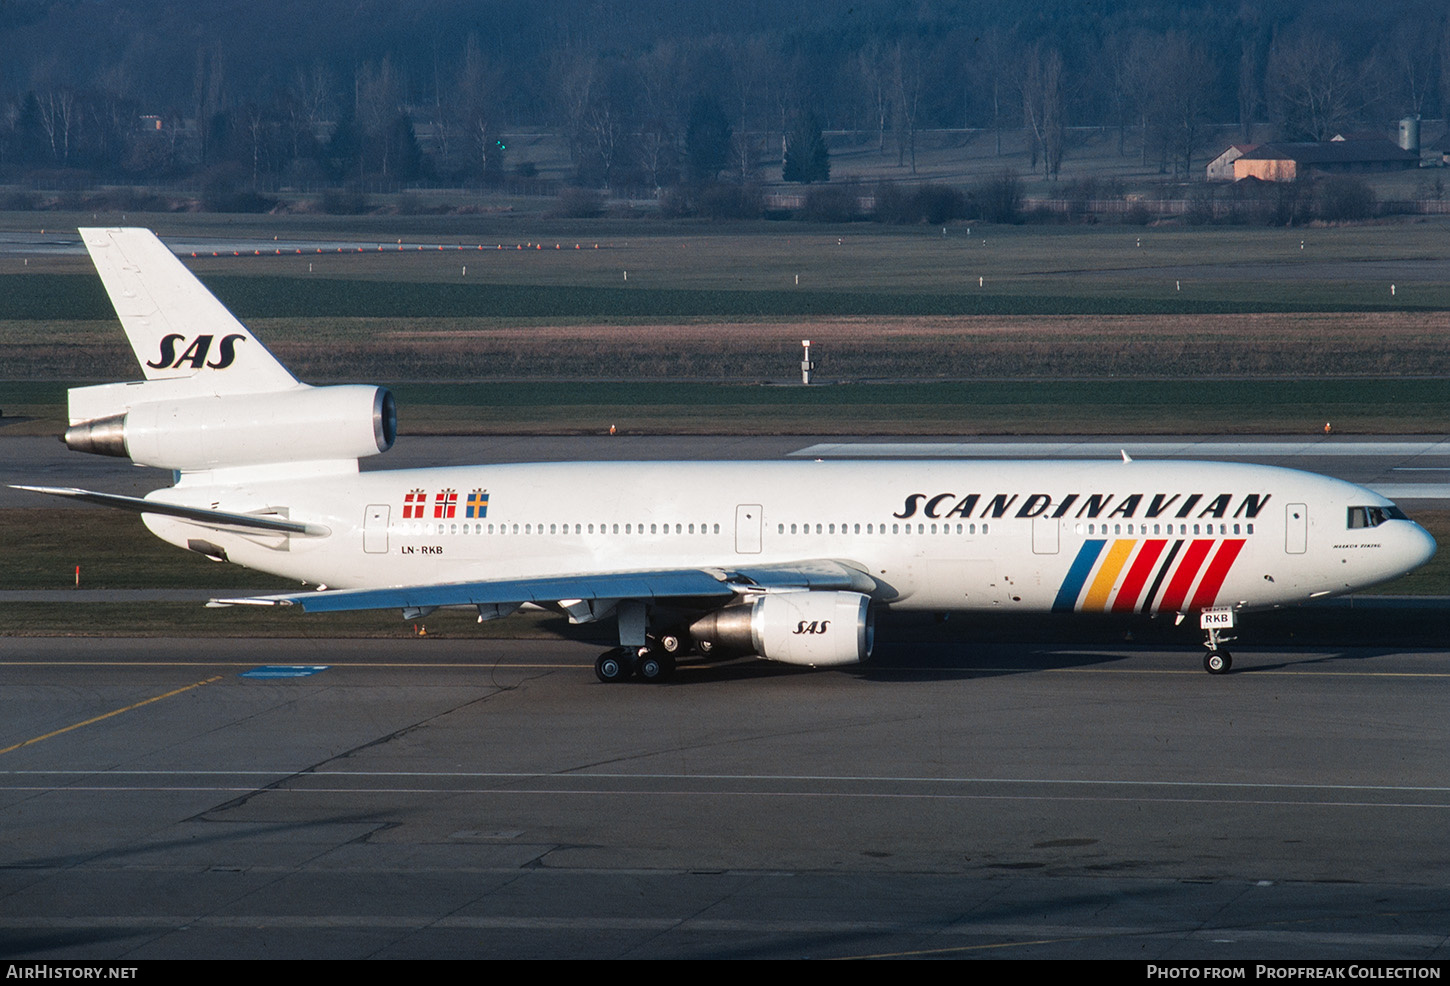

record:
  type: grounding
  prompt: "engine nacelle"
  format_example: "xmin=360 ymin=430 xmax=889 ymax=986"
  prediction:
xmin=64 ymin=384 xmax=396 ymax=471
xmin=690 ymin=591 xmax=875 ymax=667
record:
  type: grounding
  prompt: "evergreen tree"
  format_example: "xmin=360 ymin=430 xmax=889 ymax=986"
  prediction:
xmin=783 ymin=112 xmax=829 ymax=184
xmin=685 ymin=94 xmax=731 ymax=185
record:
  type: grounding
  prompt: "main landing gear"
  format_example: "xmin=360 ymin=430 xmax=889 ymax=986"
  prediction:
xmin=594 ymin=644 xmax=676 ymax=684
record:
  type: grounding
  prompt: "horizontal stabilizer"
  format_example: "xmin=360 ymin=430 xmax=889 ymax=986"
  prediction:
xmin=12 ymin=486 xmax=329 ymax=537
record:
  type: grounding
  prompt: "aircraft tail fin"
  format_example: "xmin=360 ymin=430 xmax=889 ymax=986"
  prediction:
xmin=78 ymin=227 xmax=298 ymax=398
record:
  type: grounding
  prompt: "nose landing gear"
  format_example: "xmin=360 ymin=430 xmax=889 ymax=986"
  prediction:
xmin=1199 ymin=607 xmax=1236 ymax=674
xmin=1203 ymin=625 xmax=1233 ymax=675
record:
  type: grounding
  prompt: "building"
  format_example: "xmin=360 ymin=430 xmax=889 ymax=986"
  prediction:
xmin=1230 ymin=139 xmax=1418 ymax=182
xmin=1206 ymin=144 xmax=1257 ymax=182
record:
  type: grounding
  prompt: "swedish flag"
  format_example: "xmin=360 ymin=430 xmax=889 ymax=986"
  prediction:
xmin=467 ymin=489 xmax=489 ymax=518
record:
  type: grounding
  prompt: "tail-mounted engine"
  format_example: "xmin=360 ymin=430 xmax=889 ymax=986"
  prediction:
xmin=690 ymin=590 xmax=875 ymax=667
xmin=63 ymin=384 xmax=396 ymax=472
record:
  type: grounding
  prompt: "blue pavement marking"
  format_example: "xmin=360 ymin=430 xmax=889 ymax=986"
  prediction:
xmin=240 ymin=666 xmax=330 ymax=679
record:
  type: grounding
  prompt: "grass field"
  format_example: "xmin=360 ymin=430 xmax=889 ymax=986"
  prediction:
xmin=2 ymin=215 xmax=1450 ymax=435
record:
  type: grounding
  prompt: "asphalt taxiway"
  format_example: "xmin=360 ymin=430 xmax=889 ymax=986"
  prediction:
xmin=3 ymin=636 xmax=1450 ymax=959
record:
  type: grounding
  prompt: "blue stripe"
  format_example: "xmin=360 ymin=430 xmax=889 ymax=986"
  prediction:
xmin=1053 ymin=540 xmax=1105 ymax=613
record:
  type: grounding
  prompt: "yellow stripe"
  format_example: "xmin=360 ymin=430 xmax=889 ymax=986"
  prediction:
xmin=1082 ymin=539 xmax=1135 ymax=611
xmin=0 ymin=675 xmax=222 ymax=755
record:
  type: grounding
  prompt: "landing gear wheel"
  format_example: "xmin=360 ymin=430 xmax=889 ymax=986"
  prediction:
xmin=595 ymin=648 xmax=634 ymax=683
xmin=658 ymin=632 xmax=686 ymax=655
xmin=635 ymin=650 xmax=675 ymax=684
xmin=1204 ymin=650 xmax=1232 ymax=675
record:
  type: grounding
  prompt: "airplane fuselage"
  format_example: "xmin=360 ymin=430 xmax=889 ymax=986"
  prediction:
xmin=144 ymin=458 xmax=1433 ymax=617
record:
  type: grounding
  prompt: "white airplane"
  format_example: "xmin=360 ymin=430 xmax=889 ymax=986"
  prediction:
xmin=18 ymin=228 xmax=1437 ymax=681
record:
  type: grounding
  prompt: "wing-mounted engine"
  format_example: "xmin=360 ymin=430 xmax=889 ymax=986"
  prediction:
xmin=63 ymin=383 xmax=396 ymax=472
xmin=690 ymin=590 xmax=875 ymax=667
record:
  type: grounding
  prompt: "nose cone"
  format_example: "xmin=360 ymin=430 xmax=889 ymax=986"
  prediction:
xmin=1405 ymin=522 xmax=1438 ymax=574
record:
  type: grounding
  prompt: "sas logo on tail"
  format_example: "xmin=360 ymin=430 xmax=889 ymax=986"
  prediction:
xmin=147 ymin=333 xmax=246 ymax=370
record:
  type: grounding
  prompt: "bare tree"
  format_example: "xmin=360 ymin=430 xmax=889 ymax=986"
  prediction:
xmin=36 ymin=88 xmax=75 ymax=165
xmin=1441 ymin=15 xmax=1450 ymax=125
xmin=1265 ymin=30 xmax=1362 ymax=141
xmin=192 ymin=46 xmax=225 ymax=166
xmin=972 ymin=29 xmax=1015 ymax=157
xmin=1369 ymin=19 xmax=1439 ymax=117
xmin=1128 ymin=33 xmax=1216 ymax=178
xmin=454 ymin=34 xmax=502 ymax=182
xmin=1022 ymin=44 xmax=1063 ymax=179
xmin=288 ymin=62 xmax=331 ymax=162
xmin=893 ymin=39 xmax=924 ymax=173
xmin=636 ymin=42 xmax=689 ymax=189
xmin=857 ymin=40 xmax=892 ymax=154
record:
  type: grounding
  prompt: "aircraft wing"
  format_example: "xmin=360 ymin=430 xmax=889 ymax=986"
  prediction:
xmin=209 ymin=559 xmax=875 ymax=614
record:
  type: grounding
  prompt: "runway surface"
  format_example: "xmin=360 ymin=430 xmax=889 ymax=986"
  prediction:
xmin=2 ymin=637 xmax=1450 ymax=959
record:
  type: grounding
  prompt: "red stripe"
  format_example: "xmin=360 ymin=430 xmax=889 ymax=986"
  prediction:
xmin=1188 ymin=539 xmax=1247 ymax=611
xmin=1111 ymin=540 xmax=1167 ymax=612
xmin=1156 ymin=539 xmax=1214 ymax=614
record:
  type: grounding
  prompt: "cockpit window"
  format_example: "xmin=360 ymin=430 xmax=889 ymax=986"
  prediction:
xmin=1347 ymin=505 xmax=1404 ymax=529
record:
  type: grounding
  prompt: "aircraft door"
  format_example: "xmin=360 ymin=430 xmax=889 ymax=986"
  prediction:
xmin=364 ymin=504 xmax=390 ymax=553
xmin=1285 ymin=502 xmax=1307 ymax=554
xmin=1032 ymin=515 xmax=1060 ymax=554
xmin=735 ymin=504 xmax=762 ymax=553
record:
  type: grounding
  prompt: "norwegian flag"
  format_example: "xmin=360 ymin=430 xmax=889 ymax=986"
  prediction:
xmin=434 ymin=489 xmax=458 ymax=519
xmin=403 ymin=489 xmax=427 ymax=519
